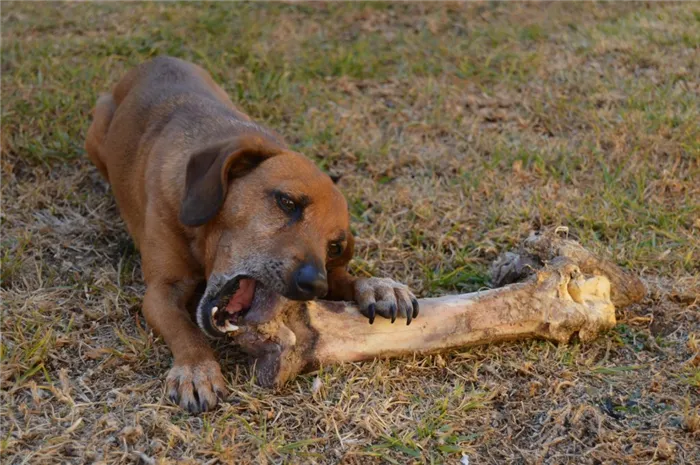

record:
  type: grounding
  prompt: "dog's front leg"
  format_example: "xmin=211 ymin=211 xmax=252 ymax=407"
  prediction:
xmin=143 ymin=282 xmax=227 ymax=413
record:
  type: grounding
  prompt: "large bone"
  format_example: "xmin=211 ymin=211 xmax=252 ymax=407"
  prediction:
xmin=230 ymin=230 xmax=645 ymax=387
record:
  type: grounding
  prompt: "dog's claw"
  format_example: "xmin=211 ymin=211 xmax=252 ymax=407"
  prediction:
xmin=214 ymin=388 xmax=227 ymax=401
xmin=354 ymin=277 xmax=419 ymax=325
xmin=199 ymin=398 xmax=210 ymax=413
xmin=166 ymin=359 xmax=227 ymax=414
xmin=187 ymin=400 xmax=200 ymax=414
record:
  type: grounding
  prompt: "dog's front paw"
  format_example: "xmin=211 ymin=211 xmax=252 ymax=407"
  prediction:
xmin=166 ymin=358 xmax=227 ymax=414
xmin=354 ymin=277 xmax=419 ymax=325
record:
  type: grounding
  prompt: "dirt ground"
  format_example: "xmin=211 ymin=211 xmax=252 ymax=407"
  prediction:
xmin=1 ymin=2 xmax=698 ymax=464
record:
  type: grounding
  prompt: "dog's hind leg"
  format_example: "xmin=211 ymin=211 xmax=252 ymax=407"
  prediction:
xmin=85 ymin=93 xmax=116 ymax=180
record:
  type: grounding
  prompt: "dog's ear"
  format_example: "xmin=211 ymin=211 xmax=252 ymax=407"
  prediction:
xmin=180 ymin=134 xmax=282 ymax=226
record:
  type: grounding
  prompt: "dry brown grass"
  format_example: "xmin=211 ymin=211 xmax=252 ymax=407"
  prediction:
xmin=1 ymin=2 xmax=698 ymax=464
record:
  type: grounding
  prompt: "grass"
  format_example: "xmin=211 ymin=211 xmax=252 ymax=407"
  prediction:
xmin=1 ymin=2 xmax=699 ymax=464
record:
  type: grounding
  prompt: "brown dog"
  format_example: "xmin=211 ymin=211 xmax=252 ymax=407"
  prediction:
xmin=85 ymin=56 xmax=418 ymax=413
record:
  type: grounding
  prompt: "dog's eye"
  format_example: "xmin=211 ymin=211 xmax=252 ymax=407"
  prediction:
xmin=328 ymin=241 xmax=343 ymax=258
xmin=276 ymin=193 xmax=297 ymax=214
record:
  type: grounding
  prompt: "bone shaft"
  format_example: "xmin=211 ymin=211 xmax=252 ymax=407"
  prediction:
xmin=306 ymin=282 xmax=550 ymax=365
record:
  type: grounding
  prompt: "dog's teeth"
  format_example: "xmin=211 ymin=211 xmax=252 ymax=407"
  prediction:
xmin=223 ymin=322 xmax=239 ymax=333
xmin=211 ymin=305 xmax=238 ymax=334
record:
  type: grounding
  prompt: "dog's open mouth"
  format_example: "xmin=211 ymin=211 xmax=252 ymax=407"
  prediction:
xmin=198 ymin=275 xmax=281 ymax=338
xmin=210 ymin=276 xmax=256 ymax=333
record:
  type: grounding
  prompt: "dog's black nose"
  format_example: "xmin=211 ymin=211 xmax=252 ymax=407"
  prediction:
xmin=290 ymin=263 xmax=328 ymax=300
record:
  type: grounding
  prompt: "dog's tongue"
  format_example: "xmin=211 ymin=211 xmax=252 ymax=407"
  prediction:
xmin=226 ymin=279 xmax=256 ymax=313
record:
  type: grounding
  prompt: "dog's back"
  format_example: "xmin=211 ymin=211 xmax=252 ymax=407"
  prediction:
xmin=85 ymin=56 xmax=279 ymax=244
xmin=88 ymin=56 xmax=250 ymax=176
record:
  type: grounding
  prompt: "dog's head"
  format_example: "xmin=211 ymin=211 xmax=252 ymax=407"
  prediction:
xmin=180 ymin=132 xmax=353 ymax=337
